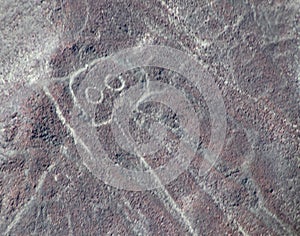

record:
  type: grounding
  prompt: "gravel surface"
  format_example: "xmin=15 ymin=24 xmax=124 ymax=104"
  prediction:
xmin=0 ymin=0 xmax=299 ymax=235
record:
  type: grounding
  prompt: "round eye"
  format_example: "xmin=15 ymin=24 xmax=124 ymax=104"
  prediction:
xmin=85 ymin=86 xmax=103 ymax=104
xmin=105 ymin=75 xmax=125 ymax=92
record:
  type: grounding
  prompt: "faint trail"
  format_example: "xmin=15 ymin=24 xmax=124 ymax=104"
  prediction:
xmin=151 ymin=3 xmax=296 ymax=232
xmin=4 ymin=162 xmax=56 ymax=235
xmin=43 ymin=60 xmax=197 ymax=234
xmin=67 ymin=210 xmax=74 ymax=236
xmin=34 ymin=3 xmax=297 ymax=234
xmin=240 ymin=133 xmax=296 ymax=236
xmin=44 ymin=86 xmax=197 ymax=236
xmin=38 ymin=30 xmax=296 ymax=236
xmin=43 ymin=86 xmax=84 ymax=148
xmin=120 ymin=197 xmax=150 ymax=235
xmin=35 ymin=17 xmax=297 ymax=135
xmin=188 ymin=168 xmax=250 ymax=235
xmin=188 ymin=132 xmax=294 ymax=236
xmin=61 ymin=144 xmax=150 ymax=235
xmin=4 ymin=198 xmax=36 ymax=235
xmin=190 ymin=164 xmax=294 ymax=235
xmin=154 ymin=0 xmax=298 ymax=132
xmin=134 ymin=150 xmax=196 ymax=235
xmin=77 ymin=0 xmax=90 ymax=36
xmin=60 ymin=0 xmax=89 ymax=38
xmin=38 ymin=34 xmax=293 ymax=236
xmin=158 ymin=0 xmax=213 ymax=48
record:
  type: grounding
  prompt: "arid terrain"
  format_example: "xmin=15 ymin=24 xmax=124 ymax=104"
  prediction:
xmin=0 ymin=0 xmax=299 ymax=235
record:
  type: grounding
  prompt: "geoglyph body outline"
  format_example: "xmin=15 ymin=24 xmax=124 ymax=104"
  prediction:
xmin=71 ymin=45 xmax=227 ymax=191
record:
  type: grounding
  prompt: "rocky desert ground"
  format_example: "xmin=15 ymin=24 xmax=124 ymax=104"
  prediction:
xmin=0 ymin=0 xmax=299 ymax=235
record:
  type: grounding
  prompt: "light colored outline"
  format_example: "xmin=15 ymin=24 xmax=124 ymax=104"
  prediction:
xmin=85 ymin=86 xmax=103 ymax=104
xmin=71 ymin=45 xmax=227 ymax=191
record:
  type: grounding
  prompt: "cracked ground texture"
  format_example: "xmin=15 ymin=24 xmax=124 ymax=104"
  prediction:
xmin=0 ymin=0 xmax=299 ymax=235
